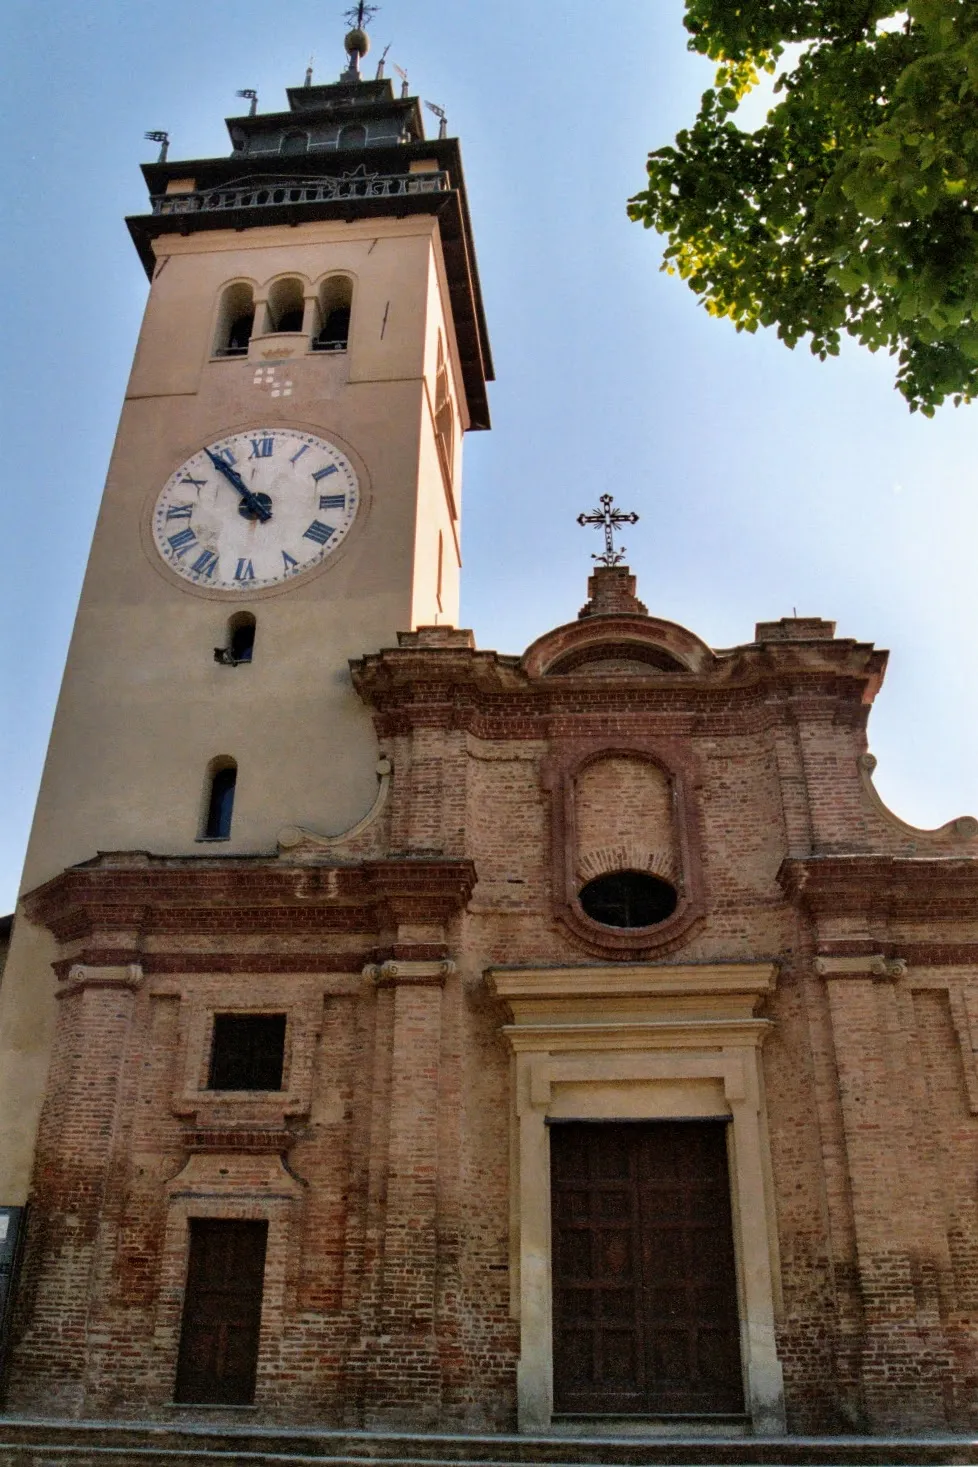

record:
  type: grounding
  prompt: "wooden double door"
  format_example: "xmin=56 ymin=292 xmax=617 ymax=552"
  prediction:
xmin=550 ymin=1120 xmax=744 ymax=1416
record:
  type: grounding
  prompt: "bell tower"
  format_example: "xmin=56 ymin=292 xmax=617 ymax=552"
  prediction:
xmin=0 ymin=21 xmax=491 ymax=1203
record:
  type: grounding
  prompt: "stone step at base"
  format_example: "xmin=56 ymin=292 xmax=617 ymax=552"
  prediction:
xmin=0 ymin=1420 xmax=974 ymax=1467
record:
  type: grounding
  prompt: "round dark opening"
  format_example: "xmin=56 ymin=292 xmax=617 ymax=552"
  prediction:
xmin=578 ymin=870 xmax=677 ymax=928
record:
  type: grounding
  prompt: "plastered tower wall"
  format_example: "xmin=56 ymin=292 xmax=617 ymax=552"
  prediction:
xmin=27 ymin=219 xmax=462 ymax=884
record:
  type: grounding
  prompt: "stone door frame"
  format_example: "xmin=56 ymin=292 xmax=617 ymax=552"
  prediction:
xmin=487 ymin=961 xmax=786 ymax=1436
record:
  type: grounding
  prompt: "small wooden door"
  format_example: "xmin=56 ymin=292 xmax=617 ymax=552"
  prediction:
xmin=174 ymin=1219 xmax=268 ymax=1404
xmin=551 ymin=1121 xmax=743 ymax=1416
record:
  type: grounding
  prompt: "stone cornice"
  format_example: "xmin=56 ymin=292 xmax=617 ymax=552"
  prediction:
xmin=487 ymin=961 xmax=777 ymax=1054
xmin=779 ymin=854 xmax=978 ymax=920
xmin=487 ymin=960 xmax=778 ymax=1001
xmin=350 ymin=635 xmax=887 ymax=738
xmin=23 ymin=854 xmax=477 ymax=952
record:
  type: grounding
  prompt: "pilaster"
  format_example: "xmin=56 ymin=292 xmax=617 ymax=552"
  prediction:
xmin=358 ymin=957 xmax=454 ymax=1425
xmin=6 ymin=964 xmax=144 ymax=1415
xmin=816 ymin=955 xmax=953 ymax=1429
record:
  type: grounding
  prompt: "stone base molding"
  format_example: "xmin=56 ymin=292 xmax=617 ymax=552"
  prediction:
xmin=487 ymin=961 xmax=785 ymax=1436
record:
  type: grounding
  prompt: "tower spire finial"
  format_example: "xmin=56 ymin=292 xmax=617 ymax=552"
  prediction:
xmin=341 ymin=3 xmax=378 ymax=81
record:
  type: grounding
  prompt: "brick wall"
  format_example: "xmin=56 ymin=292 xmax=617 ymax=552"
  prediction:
xmin=6 ymin=595 xmax=978 ymax=1433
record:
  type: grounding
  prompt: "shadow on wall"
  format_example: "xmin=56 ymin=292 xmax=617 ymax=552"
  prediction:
xmin=0 ymin=914 xmax=12 ymax=988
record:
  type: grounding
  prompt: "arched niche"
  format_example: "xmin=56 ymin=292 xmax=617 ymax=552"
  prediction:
xmin=541 ymin=738 xmax=706 ymax=955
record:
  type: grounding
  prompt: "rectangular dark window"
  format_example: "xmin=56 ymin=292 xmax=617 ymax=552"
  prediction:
xmin=208 ymin=1013 xmax=286 ymax=1091
xmin=174 ymin=1219 xmax=268 ymax=1404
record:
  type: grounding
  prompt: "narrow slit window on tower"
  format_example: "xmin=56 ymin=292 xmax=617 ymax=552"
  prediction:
xmin=215 ymin=612 xmax=256 ymax=665
xmin=314 ymin=275 xmax=353 ymax=352
xmin=208 ymin=1013 xmax=287 ymax=1091
xmin=265 ymin=276 xmax=306 ymax=334
xmin=202 ymin=760 xmax=237 ymax=840
xmin=214 ymin=282 xmax=255 ymax=357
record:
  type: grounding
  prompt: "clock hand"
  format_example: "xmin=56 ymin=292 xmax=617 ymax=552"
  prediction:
xmin=204 ymin=448 xmax=272 ymax=522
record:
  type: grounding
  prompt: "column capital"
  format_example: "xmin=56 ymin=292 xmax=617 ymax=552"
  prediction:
xmin=59 ymin=962 xmax=144 ymax=998
xmin=365 ymin=958 xmax=456 ymax=988
xmin=814 ymin=954 xmax=906 ymax=980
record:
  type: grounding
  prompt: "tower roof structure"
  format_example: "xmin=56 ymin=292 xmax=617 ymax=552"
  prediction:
xmin=127 ymin=59 xmax=493 ymax=429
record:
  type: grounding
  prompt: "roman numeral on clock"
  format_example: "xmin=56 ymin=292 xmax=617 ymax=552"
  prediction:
xmin=165 ymin=503 xmax=194 ymax=521
xmin=234 ymin=558 xmax=256 ymax=581
xmin=249 ymin=437 xmax=274 ymax=459
xmin=191 ymin=549 xmax=219 ymax=578
xmin=312 ymin=465 xmax=338 ymax=482
xmin=282 ymin=551 xmax=299 ymax=572
xmin=179 ymin=475 xmax=207 ymax=490
xmin=167 ymin=528 xmax=197 ymax=557
xmin=303 ymin=520 xmax=335 ymax=546
xmin=319 ymin=493 xmax=345 ymax=511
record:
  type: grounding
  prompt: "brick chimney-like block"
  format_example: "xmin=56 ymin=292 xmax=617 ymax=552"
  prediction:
xmin=579 ymin=566 xmax=648 ymax=619
xmin=398 ymin=626 xmax=477 ymax=649
xmin=755 ymin=617 xmax=836 ymax=642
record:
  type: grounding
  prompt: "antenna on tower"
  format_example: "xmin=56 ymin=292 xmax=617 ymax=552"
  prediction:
xmin=393 ymin=63 xmax=409 ymax=98
xmin=144 ymin=130 xmax=170 ymax=163
xmin=375 ymin=43 xmax=390 ymax=79
xmin=235 ymin=88 xmax=258 ymax=116
xmin=425 ymin=101 xmax=448 ymax=139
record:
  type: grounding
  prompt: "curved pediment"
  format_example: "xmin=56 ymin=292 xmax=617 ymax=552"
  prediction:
xmin=522 ymin=614 xmax=715 ymax=680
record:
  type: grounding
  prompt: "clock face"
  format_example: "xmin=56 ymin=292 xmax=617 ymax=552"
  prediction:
xmin=152 ymin=428 xmax=360 ymax=592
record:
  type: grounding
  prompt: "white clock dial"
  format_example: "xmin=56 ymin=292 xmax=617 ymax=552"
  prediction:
xmin=152 ymin=428 xmax=359 ymax=591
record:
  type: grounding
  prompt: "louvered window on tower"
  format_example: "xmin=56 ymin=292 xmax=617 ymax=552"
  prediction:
xmin=208 ymin=1013 xmax=287 ymax=1091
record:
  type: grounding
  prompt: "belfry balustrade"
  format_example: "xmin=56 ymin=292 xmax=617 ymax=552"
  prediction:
xmin=152 ymin=171 xmax=449 ymax=216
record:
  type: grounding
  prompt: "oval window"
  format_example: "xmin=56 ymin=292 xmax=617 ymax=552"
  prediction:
xmin=578 ymin=870 xmax=677 ymax=928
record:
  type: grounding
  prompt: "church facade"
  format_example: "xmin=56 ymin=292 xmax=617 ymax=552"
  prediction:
xmin=1 ymin=26 xmax=978 ymax=1443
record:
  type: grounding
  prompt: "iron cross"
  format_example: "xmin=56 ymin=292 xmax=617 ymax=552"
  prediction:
xmin=344 ymin=2 xmax=379 ymax=26
xmin=577 ymin=494 xmax=639 ymax=567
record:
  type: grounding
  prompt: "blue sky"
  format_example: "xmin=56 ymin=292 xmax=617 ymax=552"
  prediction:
xmin=1 ymin=0 xmax=976 ymax=910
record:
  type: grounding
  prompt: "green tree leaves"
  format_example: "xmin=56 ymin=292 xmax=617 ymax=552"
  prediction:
xmin=629 ymin=1 xmax=978 ymax=412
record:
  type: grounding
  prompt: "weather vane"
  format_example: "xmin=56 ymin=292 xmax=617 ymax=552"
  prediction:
xmin=144 ymin=130 xmax=170 ymax=163
xmin=425 ymin=100 xmax=448 ymax=138
xmin=343 ymin=2 xmax=378 ymax=27
xmin=577 ymin=494 xmax=639 ymax=567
